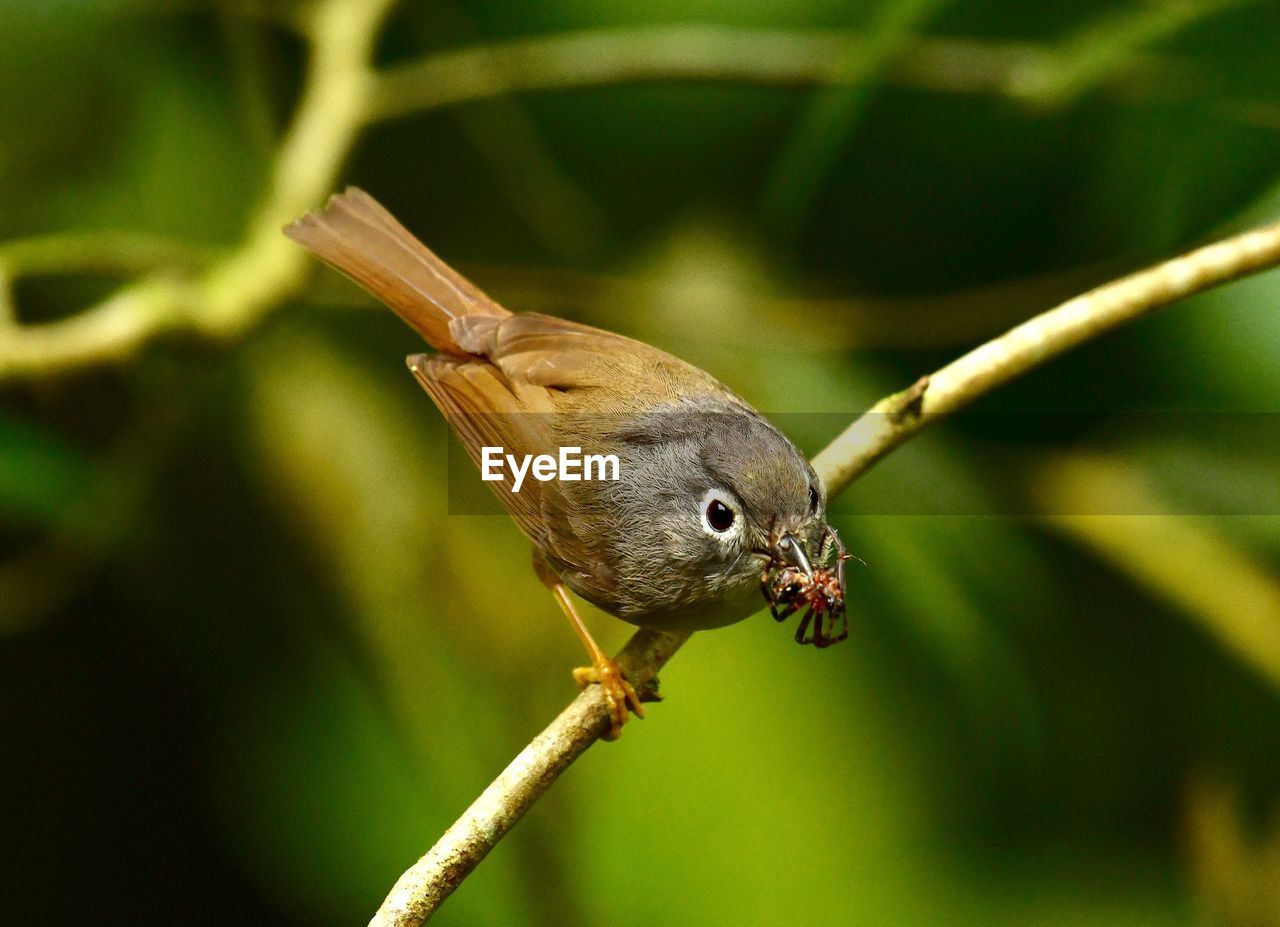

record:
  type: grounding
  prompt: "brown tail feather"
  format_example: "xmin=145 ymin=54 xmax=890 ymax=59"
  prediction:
xmin=284 ymin=187 xmax=510 ymax=353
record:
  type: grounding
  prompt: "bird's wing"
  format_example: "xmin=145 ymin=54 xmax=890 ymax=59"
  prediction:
xmin=450 ymin=311 xmax=727 ymax=401
xmin=408 ymin=354 xmax=556 ymax=545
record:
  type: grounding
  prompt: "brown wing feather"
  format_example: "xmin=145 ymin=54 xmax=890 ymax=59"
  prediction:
xmin=450 ymin=312 xmax=729 ymax=402
xmin=408 ymin=354 xmax=556 ymax=543
xmin=412 ymin=350 xmax=616 ymax=589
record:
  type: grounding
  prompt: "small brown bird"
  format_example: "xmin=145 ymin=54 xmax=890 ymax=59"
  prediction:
xmin=285 ymin=189 xmax=843 ymax=737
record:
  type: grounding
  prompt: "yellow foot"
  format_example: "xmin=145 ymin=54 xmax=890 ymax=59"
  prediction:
xmin=573 ymin=659 xmax=645 ymax=740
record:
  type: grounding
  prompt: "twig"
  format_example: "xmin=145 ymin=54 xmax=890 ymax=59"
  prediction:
xmin=369 ymin=24 xmax=1250 ymax=123
xmin=0 ymin=0 xmax=396 ymax=380
xmin=0 ymin=231 xmax=215 ymax=278
xmin=368 ymin=219 xmax=1280 ymax=926
xmin=367 ymin=27 xmax=1030 ymax=118
xmin=811 ymin=220 xmax=1280 ymax=491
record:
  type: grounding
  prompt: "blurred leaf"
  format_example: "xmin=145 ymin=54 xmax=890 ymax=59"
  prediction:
xmin=1185 ymin=773 xmax=1280 ymax=927
xmin=568 ymin=625 xmax=946 ymax=926
xmin=213 ymin=640 xmax=526 ymax=927
xmin=0 ymin=414 xmax=92 ymax=527
xmin=1147 ymin=265 xmax=1280 ymax=408
xmin=1034 ymin=453 xmax=1280 ymax=692
xmin=760 ymin=0 xmax=947 ymax=237
xmin=1012 ymin=0 xmax=1244 ymax=109
xmin=37 ymin=17 xmax=261 ymax=242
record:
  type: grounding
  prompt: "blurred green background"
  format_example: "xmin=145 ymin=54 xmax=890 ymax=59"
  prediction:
xmin=3 ymin=1 xmax=1279 ymax=924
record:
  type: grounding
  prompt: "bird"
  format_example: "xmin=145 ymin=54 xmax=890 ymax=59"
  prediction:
xmin=285 ymin=188 xmax=841 ymax=738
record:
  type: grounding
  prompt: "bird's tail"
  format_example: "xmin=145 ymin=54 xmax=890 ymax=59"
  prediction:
xmin=284 ymin=187 xmax=510 ymax=353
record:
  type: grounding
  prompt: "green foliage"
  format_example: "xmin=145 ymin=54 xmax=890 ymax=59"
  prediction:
xmin=2 ymin=1 xmax=1278 ymax=925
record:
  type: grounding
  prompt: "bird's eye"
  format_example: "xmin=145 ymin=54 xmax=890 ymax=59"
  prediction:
xmin=808 ymin=484 xmax=820 ymax=514
xmin=700 ymin=489 xmax=738 ymax=535
xmin=706 ymin=499 xmax=735 ymax=532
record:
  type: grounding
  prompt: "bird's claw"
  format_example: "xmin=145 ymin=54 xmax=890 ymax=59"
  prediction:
xmin=573 ymin=659 xmax=645 ymax=740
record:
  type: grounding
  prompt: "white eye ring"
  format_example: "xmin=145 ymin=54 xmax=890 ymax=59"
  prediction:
xmin=699 ymin=488 xmax=741 ymax=537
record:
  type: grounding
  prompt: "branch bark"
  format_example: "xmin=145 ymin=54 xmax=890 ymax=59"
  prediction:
xmin=367 ymin=219 xmax=1280 ymax=926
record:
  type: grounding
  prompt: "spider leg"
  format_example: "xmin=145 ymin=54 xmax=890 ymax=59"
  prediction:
xmin=794 ymin=607 xmax=815 ymax=644
xmin=828 ymin=602 xmax=849 ymax=645
xmin=770 ymin=598 xmax=801 ymax=622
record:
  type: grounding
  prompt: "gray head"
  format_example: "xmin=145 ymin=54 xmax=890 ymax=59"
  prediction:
xmin=592 ymin=399 xmax=830 ymax=629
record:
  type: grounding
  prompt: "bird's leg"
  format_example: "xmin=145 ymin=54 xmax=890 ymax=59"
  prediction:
xmin=533 ymin=558 xmax=643 ymax=739
xmin=552 ymin=584 xmax=645 ymax=739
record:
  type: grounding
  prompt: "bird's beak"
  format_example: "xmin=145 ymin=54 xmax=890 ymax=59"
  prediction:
xmin=773 ymin=533 xmax=814 ymax=578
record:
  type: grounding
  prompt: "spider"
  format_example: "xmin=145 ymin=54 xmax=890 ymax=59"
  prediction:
xmin=760 ymin=525 xmax=852 ymax=648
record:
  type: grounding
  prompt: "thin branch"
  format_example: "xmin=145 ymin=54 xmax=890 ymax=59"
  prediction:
xmin=811 ymin=220 xmax=1280 ymax=491
xmin=0 ymin=231 xmax=215 ymax=278
xmin=368 ymin=219 xmax=1280 ymax=926
xmin=194 ymin=0 xmax=398 ymax=336
xmin=368 ymin=24 xmax=1250 ymax=124
xmin=0 ymin=0 xmax=396 ymax=380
